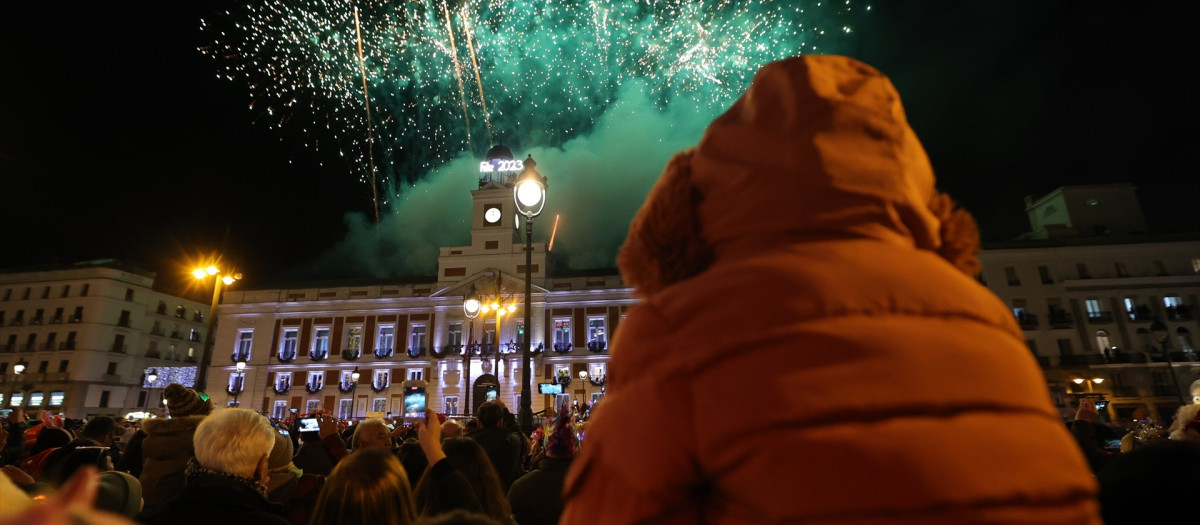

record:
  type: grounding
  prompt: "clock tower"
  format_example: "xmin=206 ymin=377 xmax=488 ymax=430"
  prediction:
xmin=436 ymin=146 xmax=548 ymax=287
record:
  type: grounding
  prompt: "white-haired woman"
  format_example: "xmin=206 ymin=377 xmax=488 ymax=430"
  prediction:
xmin=139 ymin=408 xmax=290 ymax=525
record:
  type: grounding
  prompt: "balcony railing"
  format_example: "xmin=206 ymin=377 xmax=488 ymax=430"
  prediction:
xmin=554 ymin=374 xmax=572 ymax=387
xmin=1110 ymin=386 xmax=1140 ymax=398
xmin=407 ymin=346 xmax=427 ymax=358
xmin=1126 ymin=307 xmax=1154 ymax=322
xmin=116 ymin=319 xmax=131 ymax=328
xmin=1047 ymin=311 xmax=1073 ymax=329
xmin=341 ymin=348 xmax=361 ymax=361
xmin=1016 ymin=313 xmax=1039 ymax=330
xmin=431 ymin=344 xmax=457 ymax=359
xmin=338 ymin=380 xmax=356 ymax=393
xmin=374 ymin=346 xmax=394 ymax=359
xmin=1165 ymin=305 xmax=1194 ymax=321
xmin=59 ymin=342 xmax=76 ymax=351
xmin=1086 ymin=312 xmax=1114 ymax=324
xmin=20 ymin=343 xmax=37 ymax=352
xmin=40 ymin=342 xmax=56 ymax=351
xmin=30 ymin=318 xmax=43 ymax=326
xmin=169 ymin=332 xmax=182 ymax=339
xmin=370 ymin=380 xmax=389 ymax=393
xmin=278 ymin=349 xmax=297 ymax=363
xmin=226 ymin=376 xmax=245 ymax=395
xmin=230 ymin=351 xmax=251 ymax=364
xmin=305 ymin=380 xmax=324 ymax=393
xmin=111 ymin=344 xmax=127 ymax=354
xmin=0 ymin=344 xmax=13 ymax=353
xmin=552 ymin=342 xmax=573 ymax=353
xmin=273 ymin=380 xmax=292 ymax=394
xmin=309 ymin=349 xmax=329 ymax=362
xmin=102 ymin=373 xmax=121 ymax=383
xmin=586 ymin=340 xmax=608 ymax=352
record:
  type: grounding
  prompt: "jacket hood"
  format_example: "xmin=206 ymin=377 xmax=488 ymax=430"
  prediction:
xmin=142 ymin=415 xmax=206 ymax=437
xmin=619 ymin=55 xmax=980 ymax=296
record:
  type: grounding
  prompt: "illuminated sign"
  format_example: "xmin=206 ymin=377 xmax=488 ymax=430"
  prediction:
xmin=479 ymin=159 xmax=524 ymax=173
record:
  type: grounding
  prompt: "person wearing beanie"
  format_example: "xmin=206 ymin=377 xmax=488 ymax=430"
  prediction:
xmin=560 ymin=55 xmax=1100 ymax=524
xmin=506 ymin=409 xmax=577 ymax=525
xmin=95 ymin=470 xmax=142 ymax=518
xmin=134 ymin=383 xmax=213 ymax=510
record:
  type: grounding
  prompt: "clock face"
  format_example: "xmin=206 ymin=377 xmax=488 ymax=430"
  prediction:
xmin=484 ymin=206 xmax=502 ymax=224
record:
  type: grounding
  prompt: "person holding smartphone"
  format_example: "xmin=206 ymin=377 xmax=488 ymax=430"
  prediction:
xmin=292 ymin=414 xmax=347 ymax=476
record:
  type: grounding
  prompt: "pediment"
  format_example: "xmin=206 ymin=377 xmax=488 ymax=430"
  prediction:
xmin=430 ymin=268 xmax=548 ymax=298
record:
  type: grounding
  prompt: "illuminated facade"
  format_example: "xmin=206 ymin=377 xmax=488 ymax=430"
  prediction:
xmin=212 ymin=157 xmax=630 ymax=419
xmin=980 ymin=184 xmax=1200 ymax=423
xmin=0 ymin=261 xmax=210 ymax=417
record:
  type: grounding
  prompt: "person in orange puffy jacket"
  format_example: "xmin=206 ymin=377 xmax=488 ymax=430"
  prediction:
xmin=560 ymin=55 xmax=1101 ymax=524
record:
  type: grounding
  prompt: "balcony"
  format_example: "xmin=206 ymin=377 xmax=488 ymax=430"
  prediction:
xmin=407 ymin=346 xmax=427 ymax=358
xmin=230 ymin=351 xmax=251 ymax=364
xmin=341 ymin=348 xmax=361 ymax=361
xmin=10 ymin=319 xmax=23 ymax=326
xmin=146 ymin=350 xmax=161 ymax=358
xmin=20 ymin=343 xmax=38 ymax=352
xmin=1016 ymin=313 xmax=1039 ymax=330
xmin=373 ymin=347 xmax=394 ymax=359
xmin=68 ymin=316 xmax=81 ymax=324
xmin=431 ymin=344 xmax=457 ymax=359
xmin=0 ymin=344 xmax=13 ymax=353
xmin=40 ymin=342 xmax=56 ymax=351
xmin=278 ymin=350 xmax=297 ymax=363
xmin=586 ymin=340 xmax=608 ymax=352
xmin=102 ymin=373 xmax=121 ymax=383
xmin=189 ymin=334 xmax=202 ymax=342
xmin=273 ymin=380 xmax=292 ymax=395
xmin=1126 ymin=306 xmax=1154 ymax=322
xmin=169 ymin=332 xmax=182 ymax=339
xmin=49 ymin=317 xmax=62 ymax=324
xmin=1059 ymin=354 xmax=1105 ymax=366
xmin=1086 ymin=312 xmax=1114 ymax=324
xmin=370 ymin=380 xmax=389 ymax=393
xmin=30 ymin=318 xmax=43 ymax=326
xmin=116 ymin=319 xmax=131 ymax=328
xmin=1165 ymin=305 xmax=1194 ymax=321
xmin=552 ymin=342 xmax=573 ymax=354
xmin=309 ymin=349 xmax=329 ymax=362
xmin=58 ymin=342 xmax=76 ymax=351
xmin=110 ymin=344 xmax=127 ymax=354
xmin=305 ymin=380 xmax=325 ymax=394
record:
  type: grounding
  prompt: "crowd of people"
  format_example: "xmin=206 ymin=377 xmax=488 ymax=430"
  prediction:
xmin=2 ymin=55 xmax=1200 ymax=524
xmin=1 ymin=383 xmax=581 ymax=525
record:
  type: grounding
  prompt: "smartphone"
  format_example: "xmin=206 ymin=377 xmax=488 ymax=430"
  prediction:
xmin=297 ymin=417 xmax=320 ymax=433
xmin=1094 ymin=400 xmax=1109 ymax=410
xmin=403 ymin=385 xmax=427 ymax=422
xmin=278 ymin=429 xmax=290 ymax=438
xmin=289 ymin=408 xmax=299 ymax=414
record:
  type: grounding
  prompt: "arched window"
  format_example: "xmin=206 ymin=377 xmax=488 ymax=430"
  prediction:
xmin=1095 ymin=330 xmax=1112 ymax=353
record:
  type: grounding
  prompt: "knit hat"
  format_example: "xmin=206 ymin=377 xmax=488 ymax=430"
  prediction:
xmin=163 ymin=383 xmax=212 ymax=417
xmin=545 ymin=408 xmax=578 ymax=458
xmin=95 ymin=471 xmax=142 ymax=518
xmin=266 ymin=430 xmax=301 ymax=494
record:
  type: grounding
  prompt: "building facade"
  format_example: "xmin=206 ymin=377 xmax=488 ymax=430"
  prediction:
xmin=982 ymin=184 xmax=1200 ymax=423
xmin=0 ymin=260 xmax=211 ymax=417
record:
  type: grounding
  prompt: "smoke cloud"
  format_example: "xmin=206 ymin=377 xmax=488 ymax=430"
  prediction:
xmin=308 ymin=79 xmax=721 ymax=278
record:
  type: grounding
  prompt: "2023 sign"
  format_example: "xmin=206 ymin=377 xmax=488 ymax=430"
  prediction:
xmin=479 ymin=159 xmax=524 ymax=173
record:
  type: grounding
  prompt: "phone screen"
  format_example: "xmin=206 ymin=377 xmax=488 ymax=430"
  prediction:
xmin=1094 ymin=401 xmax=1109 ymax=410
xmin=403 ymin=386 xmax=427 ymax=420
xmin=298 ymin=417 xmax=320 ymax=433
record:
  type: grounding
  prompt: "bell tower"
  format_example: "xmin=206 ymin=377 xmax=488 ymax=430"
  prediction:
xmin=436 ymin=146 xmax=547 ymax=287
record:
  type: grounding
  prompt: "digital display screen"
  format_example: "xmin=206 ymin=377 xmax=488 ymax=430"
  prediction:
xmin=297 ymin=418 xmax=320 ymax=432
xmin=538 ymin=383 xmax=562 ymax=395
xmin=404 ymin=386 xmax=426 ymax=418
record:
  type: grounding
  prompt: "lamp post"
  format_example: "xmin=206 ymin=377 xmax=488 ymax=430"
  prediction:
xmin=1150 ymin=320 xmax=1185 ymax=405
xmin=463 ymin=288 xmax=481 ymax=418
xmin=514 ymin=156 xmax=546 ymax=433
xmin=578 ymin=370 xmax=588 ymax=405
xmin=8 ymin=358 xmax=27 ymax=409
xmin=192 ymin=265 xmax=241 ymax=394
xmin=231 ymin=361 xmax=246 ymax=407
xmin=145 ymin=368 xmax=158 ymax=410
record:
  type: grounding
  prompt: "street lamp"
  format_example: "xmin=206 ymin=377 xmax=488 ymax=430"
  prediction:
xmin=230 ymin=361 xmax=246 ymax=407
xmin=13 ymin=359 xmax=26 ymax=375
xmin=514 ymin=156 xmax=546 ymax=433
xmin=144 ymin=368 xmax=159 ymax=410
xmin=192 ymin=264 xmax=242 ymax=394
xmin=463 ymin=287 xmax=481 ymax=417
xmin=1150 ymin=320 xmax=1185 ymax=404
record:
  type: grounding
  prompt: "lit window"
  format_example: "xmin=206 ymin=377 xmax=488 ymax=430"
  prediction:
xmin=28 ymin=392 xmax=44 ymax=407
xmin=48 ymin=391 xmax=64 ymax=406
xmin=407 ymin=369 xmax=422 ymax=381
xmin=313 ymin=328 xmax=330 ymax=357
xmin=280 ymin=329 xmax=298 ymax=359
xmin=9 ymin=393 xmax=23 ymax=407
xmin=305 ymin=399 xmax=321 ymax=413
xmin=1164 ymin=296 xmax=1183 ymax=308
xmin=372 ymin=397 xmax=387 ymax=413
xmin=272 ymin=401 xmax=288 ymax=419
xmin=409 ymin=325 xmax=427 ymax=351
xmin=553 ymin=319 xmax=571 ymax=348
xmin=345 ymin=326 xmax=362 ymax=357
xmin=587 ymin=317 xmax=607 ymax=344
xmin=235 ymin=331 xmax=253 ymax=359
xmin=1095 ymin=330 xmax=1112 ymax=353
xmin=376 ymin=369 xmax=391 ymax=385
xmin=338 ymin=399 xmax=353 ymax=419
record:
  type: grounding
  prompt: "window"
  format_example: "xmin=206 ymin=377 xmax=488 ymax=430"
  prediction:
xmin=372 ymin=398 xmax=387 ymax=413
xmin=49 ymin=391 xmax=64 ymax=407
xmin=554 ymin=364 xmax=571 ymax=383
xmin=553 ymin=318 xmax=571 ymax=349
xmin=517 ymin=319 xmax=526 ymax=344
xmin=1085 ymin=299 xmax=1103 ymax=318
xmin=112 ymin=334 xmax=125 ymax=353
xmin=1076 ymin=263 xmax=1090 ymax=279
xmin=345 ymin=326 xmax=363 ymax=357
xmin=376 ymin=369 xmax=391 ymax=386
xmin=189 ymin=328 xmax=200 ymax=342
xmin=590 ymin=362 xmax=607 ymax=380
xmin=80 ymin=284 xmax=89 ymax=296
xmin=2 ymin=289 xmax=9 ymax=301
xmin=1056 ymin=338 xmax=1074 ymax=357
xmin=22 ymin=288 xmax=30 ymax=300
xmin=1038 ymin=265 xmax=1053 ymax=285
xmin=28 ymin=392 xmax=43 ymax=407
xmin=125 ymin=288 xmax=134 ymax=301
xmin=1025 ymin=339 xmax=1038 ymax=354
xmin=10 ymin=393 xmax=24 ymax=407
xmin=1004 ymin=267 xmax=1020 ymax=286
xmin=52 ymin=307 xmax=63 ymax=323
xmin=409 ymin=324 xmax=427 ymax=352
xmin=235 ymin=331 xmax=253 ymax=360
xmin=1179 ymin=328 xmax=1195 ymax=351
xmin=72 ymin=306 xmax=83 ymax=322
xmin=338 ymin=399 xmax=353 ymax=419
xmin=99 ymin=390 xmax=110 ymax=408
xmin=1193 ymin=258 xmax=1200 ymax=274
xmin=106 ymin=362 xmax=118 ymax=375
xmin=1115 ymin=262 xmax=1130 ymax=278
xmin=58 ymin=360 xmax=68 ymax=372
xmin=312 ymin=328 xmax=330 ymax=358
xmin=444 ymin=396 xmax=459 ymax=416
xmin=118 ymin=310 xmax=131 ymax=327
xmin=587 ymin=317 xmax=607 ymax=344
xmin=554 ymin=394 xmax=570 ymax=412
xmin=37 ymin=361 xmax=48 ymax=373
xmin=42 ymin=287 xmax=50 ymax=299
xmin=280 ymin=329 xmax=298 ymax=359
xmin=273 ymin=401 xmax=289 ymax=419
xmin=305 ymin=399 xmax=321 ymax=413
xmin=1095 ymin=330 xmax=1112 ymax=353
xmin=591 ymin=393 xmax=604 ymax=404
xmin=307 ymin=371 xmax=325 ymax=389
xmin=483 ymin=320 xmax=496 ymax=345
xmin=175 ymin=306 xmax=186 ymax=319
xmin=407 ymin=369 xmax=422 ymax=381
xmin=1164 ymin=296 xmax=1183 ymax=308
xmin=61 ymin=285 xmax=70 ymax=298
xmin=377 ymin=326 xmax=395 ymax=354
xmin=275 ymin=372 xmax=292 ymax=390
xmin=228 ymin=373 xmax=244 ymax=394
xmin=447 ymin=322 xmax=463 ymax=347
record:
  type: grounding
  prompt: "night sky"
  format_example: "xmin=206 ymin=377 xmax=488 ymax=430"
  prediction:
xmin=2 ymin=2 xmax=1196 ymax=296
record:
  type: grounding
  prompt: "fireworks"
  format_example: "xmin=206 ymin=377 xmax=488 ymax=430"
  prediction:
xmin=201 ymin=1 xmax=866 ymax=207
